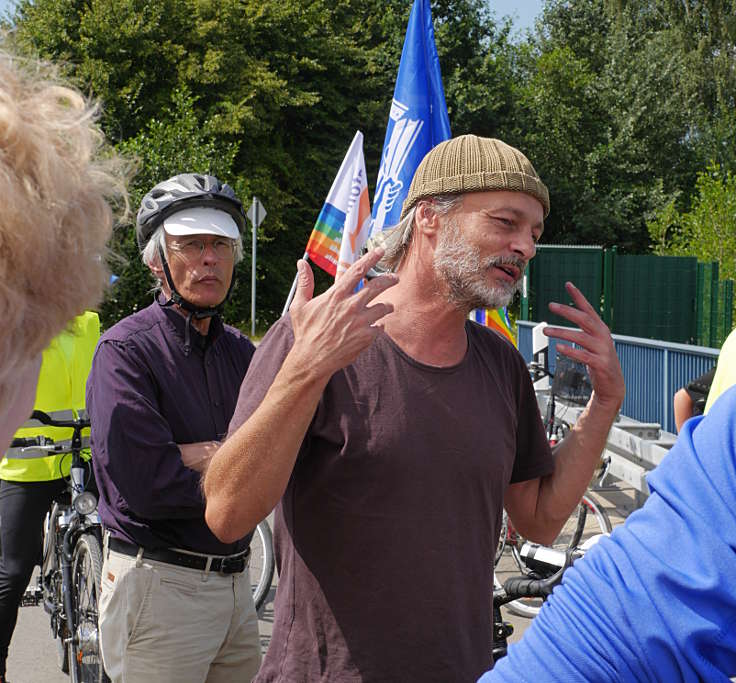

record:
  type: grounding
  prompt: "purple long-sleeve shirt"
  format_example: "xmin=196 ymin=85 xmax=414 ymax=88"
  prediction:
xmin=87 ymin=302 xmax=255 ymax=554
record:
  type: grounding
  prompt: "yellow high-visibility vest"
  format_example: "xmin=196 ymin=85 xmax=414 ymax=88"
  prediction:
xmin=0 ymin=312 xmax=100 ymax=482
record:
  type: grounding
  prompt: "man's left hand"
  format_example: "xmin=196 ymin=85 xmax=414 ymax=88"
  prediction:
xmin=180 ymin=441 xmax=221 ymax=474
xmin=543 ymin=281 xmax=625 ymax=411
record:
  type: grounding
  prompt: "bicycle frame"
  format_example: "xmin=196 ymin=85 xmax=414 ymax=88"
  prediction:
xmin=18 ymin=409 xmax=106 ymax=680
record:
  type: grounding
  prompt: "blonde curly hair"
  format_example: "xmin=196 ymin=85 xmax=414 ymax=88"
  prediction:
xmin=0 ymin=50 xmax=129 ymax=411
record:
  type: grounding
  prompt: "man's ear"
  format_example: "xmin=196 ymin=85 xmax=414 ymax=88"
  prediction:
xmin=414 ymin=200 xmax=442 ymax=238
xmin=149 ymin=257 xmax=164 ymax=281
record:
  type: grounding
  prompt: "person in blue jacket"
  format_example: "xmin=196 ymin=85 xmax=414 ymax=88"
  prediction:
xmin=481 ymin=383 xmax=736 ymax=683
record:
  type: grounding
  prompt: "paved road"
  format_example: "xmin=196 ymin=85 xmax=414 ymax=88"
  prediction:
xmin=7 ymin=483 xmax=637 ymax=682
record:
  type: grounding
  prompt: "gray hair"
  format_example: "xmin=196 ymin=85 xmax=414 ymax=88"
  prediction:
xmin=370 ymin=194 xmax=464 ymax=272
xmin=141 ymin=225 xmax=167 ymax=271
xmin=141 ymin=226 xmax=244 ymax=290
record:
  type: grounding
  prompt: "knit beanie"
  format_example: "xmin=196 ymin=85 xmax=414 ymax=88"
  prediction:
xmin=400 ymin=135 xmax=550 ymax=219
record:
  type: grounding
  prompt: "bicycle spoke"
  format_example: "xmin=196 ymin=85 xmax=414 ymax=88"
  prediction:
xmin=70 ymin=533 xmax=107 ymax=682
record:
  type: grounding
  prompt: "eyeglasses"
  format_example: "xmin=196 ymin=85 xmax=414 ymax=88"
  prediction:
xmin=168 ymin=237 xmax=236 ymax=261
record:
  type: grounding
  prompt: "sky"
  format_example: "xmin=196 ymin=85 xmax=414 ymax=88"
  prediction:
xmin=492 ymin=0 xmax=545 ymax=36
xmin=0 ymin=0 xmax=14 ymax=20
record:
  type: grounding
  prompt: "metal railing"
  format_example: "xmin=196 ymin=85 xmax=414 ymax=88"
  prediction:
xmin=518 ymin=321 xmax=718 ymax=434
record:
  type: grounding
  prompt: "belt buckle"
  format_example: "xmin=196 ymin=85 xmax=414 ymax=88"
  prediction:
xmin=219 ymin=556 xmax=246 ymax=575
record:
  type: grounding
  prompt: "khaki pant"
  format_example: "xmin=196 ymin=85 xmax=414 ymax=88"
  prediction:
xmin=99 ymin=546 xmax=261 ymax=683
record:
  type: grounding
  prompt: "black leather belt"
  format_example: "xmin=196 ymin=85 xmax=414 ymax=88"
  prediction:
xmin=108 ymin=537 xmax=250 ymax=574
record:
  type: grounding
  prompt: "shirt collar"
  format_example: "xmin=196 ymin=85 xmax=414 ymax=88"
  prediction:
xmin=154 ymin=300 xmax=224 ymax=355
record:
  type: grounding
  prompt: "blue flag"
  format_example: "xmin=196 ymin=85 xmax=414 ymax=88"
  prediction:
xmin=371 ymin=0 xmax=452 ymax=235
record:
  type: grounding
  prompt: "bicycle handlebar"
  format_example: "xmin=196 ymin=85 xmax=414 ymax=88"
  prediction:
xmin=9 ymin=411 xmax=91 ymax=454
xmin=8 ymin=440 xmax=73 ymax=453
xmin=528 ymin=360 xmax=551 ymax=383
xmin=30 ymin=409 xmax=90 ymax=430
xmin=501 ymin=574 xmax=558 ymax=601
xmin=9 ymin=437 xmax=44 ymax=448
xmin=494 ymin=547 xmax=574 ymax=608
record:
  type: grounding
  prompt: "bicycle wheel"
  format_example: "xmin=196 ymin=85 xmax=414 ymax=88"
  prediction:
xmin=69 ymin=531 xmax=109 ymax=683
xmin=506 ymin=493 xmax=611 ymax=618
xmin=494 ymin=510 xmax=508 ymax=567
xmin=250 ymin=520 xmax=275 ymax=613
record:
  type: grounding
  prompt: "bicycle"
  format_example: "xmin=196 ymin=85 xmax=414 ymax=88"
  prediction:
xmin=492 ymin=542 xmax=580 ymax=662
xmin=251 ymin=518 xmax=275 ymax=614
xmin=19 ymin=411 xmax=275 ymax=682
xmin=493 ymin=492 xmax=610 ymax=619
xmin=17 ymin=409 xmax=107 ymax=683
xmin=493 ymin=338 xmax=613 ymax=618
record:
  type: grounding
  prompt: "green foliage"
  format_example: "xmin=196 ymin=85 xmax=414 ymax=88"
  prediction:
xmin=7 ymin=0 xmax=405 ymax=328
xmin=515 ymin=0 xmax=700 ymax=251
xmin=646 ymin=195 xmax=681 ymax=256
xmin=650 ymin=161 xmax=736 ymax=324
xmin=671 ymin=164 xmax=736 ymax=284
xmin=432 ymin=0 xmax=516 ymax=138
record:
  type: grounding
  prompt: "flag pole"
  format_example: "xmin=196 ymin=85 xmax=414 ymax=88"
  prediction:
xmin=281 ymin=252 xmax=309 ymax=316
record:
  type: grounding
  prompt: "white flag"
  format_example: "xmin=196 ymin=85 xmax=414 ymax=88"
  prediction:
xmin=334 ymin=133 xmax=371 ymax=278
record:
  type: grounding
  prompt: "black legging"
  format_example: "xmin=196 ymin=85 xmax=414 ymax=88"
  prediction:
xmin=0 ymin=478 xmax=66 ymax=675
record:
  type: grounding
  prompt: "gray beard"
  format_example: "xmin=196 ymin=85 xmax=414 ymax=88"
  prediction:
xmin=433 ymin=219 xmax=524 ymax=312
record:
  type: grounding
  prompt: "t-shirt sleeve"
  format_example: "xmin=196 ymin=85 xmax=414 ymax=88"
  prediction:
xmin=684 ymin=366 xmax=716 ymax=415
xmin=509 ymin=351 xmax=554 ymax=483
xmin=228 ymin=316 xmax=295 ymax=437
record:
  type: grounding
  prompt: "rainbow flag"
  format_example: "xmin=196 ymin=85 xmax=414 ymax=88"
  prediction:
xmin=305 ymin=132 xmax=370 ymax=277
xmin=471 ymin=307 xmax=517 ymax=347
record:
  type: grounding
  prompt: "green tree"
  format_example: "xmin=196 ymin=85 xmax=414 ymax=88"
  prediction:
xmin=6 ymin=0 xmax=521 ymax=328
xmin=515 ymin=0 xmax=699 ymax=251
xmin=8 ymin=0 xmax=399 ymax=326
xmin=646 ymin=195 xmax=681 ymax=256
xmin=665 ymin=163 xmax=736 ymax=284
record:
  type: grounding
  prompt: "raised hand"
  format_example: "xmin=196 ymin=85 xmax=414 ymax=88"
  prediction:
xmin=289 ymin=247 xmax=399 ymax=378
xmin=543 ymin=281 xmax=624 ymax=410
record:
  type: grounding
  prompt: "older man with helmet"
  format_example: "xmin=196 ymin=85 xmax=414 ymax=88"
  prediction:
xmin=86 ymin=173 xmax=260 ymax=683
xmin=204 ymin=135 xmax=625 ymax=682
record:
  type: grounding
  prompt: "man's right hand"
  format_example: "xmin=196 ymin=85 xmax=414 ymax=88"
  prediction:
xmin=288 ymin=247 xmax=398 ymax=379
xmin=204 ymin=248 xmax=399 ymax=543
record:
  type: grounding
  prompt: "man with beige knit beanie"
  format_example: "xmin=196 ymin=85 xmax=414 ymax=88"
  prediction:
xmin=205 ymin=134 xmax=625 ymax=682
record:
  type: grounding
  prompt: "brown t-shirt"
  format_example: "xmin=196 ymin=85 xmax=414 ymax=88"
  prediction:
xmin=229 ymin=317 xmax=554 ymax=682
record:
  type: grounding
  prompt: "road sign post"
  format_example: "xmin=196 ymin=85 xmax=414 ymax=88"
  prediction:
xmin=246 ymin=197 xmax=266 ymax=338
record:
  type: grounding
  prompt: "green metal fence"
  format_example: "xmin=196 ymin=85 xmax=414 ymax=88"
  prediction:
xmin=526 ymin=245 xmax=603 ymax=328
xmin=717 ymin=279 xmax=734 ymax=347
xmin=696 ymin=261 xmax=720 ymax=347
xmin=613 ymin=254 xmax=698 ymax=344
xmin=521 ymin=245 xmax=732 ymax=346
